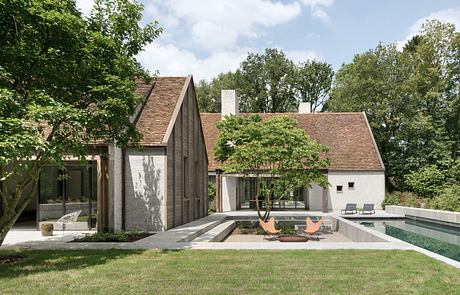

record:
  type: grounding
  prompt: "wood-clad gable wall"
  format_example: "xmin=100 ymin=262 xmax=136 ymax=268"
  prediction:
xmin=166 ymin=82 xmax=208 ymax=229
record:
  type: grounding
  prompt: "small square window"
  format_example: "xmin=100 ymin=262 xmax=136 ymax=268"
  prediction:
xmin=348 ymin=182 xmax=355 ymax=189
xmin=336 ymin=185 xmax=343 ymax=193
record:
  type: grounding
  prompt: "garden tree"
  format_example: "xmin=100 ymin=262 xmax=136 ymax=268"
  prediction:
xmin=195 ymin=72 xmax=238 ymax=113
xmin=214 ymin=115 xmax=330 ymax=220
xmin=327 ymin=20 xmax=460 ymax=190
xmin=234 ymin=48 xmax=297 ymax=113
xmin=294 ymin=60 xmax=333 ymax=112
xmin=0 ymin=0 xmax=161 ymax=245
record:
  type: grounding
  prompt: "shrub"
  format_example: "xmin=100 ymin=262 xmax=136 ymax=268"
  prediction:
xmin=73 ymin=231 xmax=151 ymax=242
xmin=208 ymin=182 xmax=216 ymax=213
xmin=382 ymin=191 xmax=429 ymax=209
xmin=404 ymin=166 xmax=444 ymax=198
xmin=382 ymin=193 xmax=401 ymax=209
xmin=430 ymin=184 xmax=460 ymax=212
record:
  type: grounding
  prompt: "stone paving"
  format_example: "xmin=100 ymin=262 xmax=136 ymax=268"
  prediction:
xmin=223 ymin=232 xmax=352 ymax=243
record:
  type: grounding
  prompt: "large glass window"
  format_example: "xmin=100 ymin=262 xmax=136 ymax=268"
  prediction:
xmin=237 ymin=177 xmax=306 ymax=210
xmin=38 ymin=162 xmax=97 ymax=229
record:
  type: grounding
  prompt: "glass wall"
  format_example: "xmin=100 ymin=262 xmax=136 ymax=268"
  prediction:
xmin=38 ymin=161 xmax=97 ymax=229
xmin=237 ymin=177 xmax=307 ymax=210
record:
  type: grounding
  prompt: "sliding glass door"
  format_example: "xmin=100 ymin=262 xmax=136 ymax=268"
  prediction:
xmin=237 ymin=177 xmax=307 ymax=210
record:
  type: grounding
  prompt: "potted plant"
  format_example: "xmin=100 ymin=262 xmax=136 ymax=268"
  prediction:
xmin=40 ymin=223 xmax=54 ymax=236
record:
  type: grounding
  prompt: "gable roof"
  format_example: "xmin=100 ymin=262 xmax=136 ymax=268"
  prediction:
xmin=200 ymin=112 xmax=384 ymax=172
xmin=134 ymin=76 xmax=188 ymax=146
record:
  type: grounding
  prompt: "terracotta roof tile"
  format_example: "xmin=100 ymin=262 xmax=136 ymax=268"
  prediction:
xmin=134 ymin=77 xmax=187 ymax=145
xmin=200 ymin=112 xmax=384 ymax=171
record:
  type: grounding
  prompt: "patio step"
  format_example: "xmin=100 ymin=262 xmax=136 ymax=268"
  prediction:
xmin=192 ymin=220 xmax=236 ymax=242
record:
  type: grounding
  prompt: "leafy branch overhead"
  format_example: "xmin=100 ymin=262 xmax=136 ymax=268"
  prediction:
xmin=0 ymin=0 xmax=161 ymax=245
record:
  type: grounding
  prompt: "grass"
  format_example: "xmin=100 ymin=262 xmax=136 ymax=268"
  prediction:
xmin=0 ymin=249 xmax=458 ymax=294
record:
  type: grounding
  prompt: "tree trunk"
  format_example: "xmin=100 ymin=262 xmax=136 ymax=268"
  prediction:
xmin=0 ymin=183 xmax=38 ymax=247
xmin=0 ymin=212 xmax=19 ymax=247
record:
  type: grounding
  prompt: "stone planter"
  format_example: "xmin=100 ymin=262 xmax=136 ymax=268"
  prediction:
xmin=40 ymin=223 xmax=54 ymax=237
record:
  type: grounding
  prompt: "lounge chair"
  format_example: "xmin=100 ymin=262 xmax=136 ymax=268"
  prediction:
xmin=56 ymin=210 xmax=81 ymax=232
xmin=259 ymin=217 xmax=281 ymax=240
xmin=360 ymin=203 xmax=375 ymax=215
xmin=303 ymin=217 xmax=323 ymax=240
xmin=341 ymin=203 xmax=357 ymax=214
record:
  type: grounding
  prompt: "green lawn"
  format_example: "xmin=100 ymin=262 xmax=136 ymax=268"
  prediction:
xmin=0 ymin=250 xmax=458 ymax=294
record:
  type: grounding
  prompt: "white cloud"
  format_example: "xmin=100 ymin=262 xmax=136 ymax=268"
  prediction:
xmin=145 ymin=0 xmax=301 ymax=51
xmin=300 ymin=0 xmax=334 ymax=23
xmin=75 ymin=0 xmax=94 ymax=17
xmin=76 ymin=0 xmax=322 ymax=82
xmin=137 ymin=43 xmax=321 ymax=81
xmin=397 ymin=8 xmax=460 ymax=50
xmin=137 ymin=43 xmax=249 ymax=81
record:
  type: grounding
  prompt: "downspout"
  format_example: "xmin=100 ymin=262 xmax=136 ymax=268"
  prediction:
xmin=121 ymin=148 xmax=126 ymax=231
xmin=216 ymin=169 xmax=223 ymax=212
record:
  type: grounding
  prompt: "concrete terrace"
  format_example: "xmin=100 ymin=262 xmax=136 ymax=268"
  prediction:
xmin=0 ymin=210 xmax=405 ymax=249
xmin=2 ymin=210 xmax=459 ymax=269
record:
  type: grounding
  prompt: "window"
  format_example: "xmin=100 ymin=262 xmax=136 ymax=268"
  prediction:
xmin=348 ymin=182 xmax=355 ymax=189
xmin=336 ymin=185 xmax=343 ymax=193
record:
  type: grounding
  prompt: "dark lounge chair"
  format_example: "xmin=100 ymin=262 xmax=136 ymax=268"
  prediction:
xmin=360 ymin=203 xmax=375 ymax=215
xmin=341 ymin=203 xmax=357 ymax=214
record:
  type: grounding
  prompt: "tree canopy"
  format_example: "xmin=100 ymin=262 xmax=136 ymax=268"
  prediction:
xmin=196 ymin=49 xmax=334 ymax=113
xmin=327 ymin=20 xmax=460 ymax=191
xmin=0 ymin=0 xmax=161 ymax=244
xmin=215 ymin=115 xmax=330 ymax=220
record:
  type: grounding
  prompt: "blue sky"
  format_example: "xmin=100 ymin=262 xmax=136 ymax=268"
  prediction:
xmin=76 ymin=0 xmax=460 ymax=81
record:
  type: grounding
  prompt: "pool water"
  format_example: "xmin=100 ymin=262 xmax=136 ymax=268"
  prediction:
xmin=353 ymin=218 xmax=460 ymax=262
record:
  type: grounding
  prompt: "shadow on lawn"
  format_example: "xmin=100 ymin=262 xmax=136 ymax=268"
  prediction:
xmin=0 ymin=249 xmax=145 ymax=279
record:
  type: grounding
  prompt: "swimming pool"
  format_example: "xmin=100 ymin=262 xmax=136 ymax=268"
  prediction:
xmin=353 ymin=217 xmax=460 ymax=262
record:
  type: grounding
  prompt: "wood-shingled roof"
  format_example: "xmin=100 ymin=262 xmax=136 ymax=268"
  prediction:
xmin=200 ymin=112 xmax=384 ymax=171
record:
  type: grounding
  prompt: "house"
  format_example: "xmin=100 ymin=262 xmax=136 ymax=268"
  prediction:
xmin=12 ymin=75 xmax=208 ymax=232
xmin=201 ymin=90 xmax=385 ymax=213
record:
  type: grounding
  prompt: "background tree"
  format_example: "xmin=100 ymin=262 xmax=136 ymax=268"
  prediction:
xmin=327 ymin=20 xmax=459 ymax=191
xmin=0 ymin=0 xmax=161 ymax=245
xmin=237 ymin=49 xmax=297 ymax=113
xmin=195 ymin=49 xmax=334 ymax=113
xmin=214 ymin=115 xmax=330 ymax=220
xmin=196 ymin=72 xmax=238 ymax=113
xmin=326 ymin=43 xmax=414 ymax=188
xmin=295 ymin=60 xmax=333 ymax=112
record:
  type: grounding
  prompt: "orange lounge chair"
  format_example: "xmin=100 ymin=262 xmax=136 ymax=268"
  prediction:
xmin=303 ymin=217 xmax=323 ymax=240
xmin=259 ymin=217 xmax=281 ymax=240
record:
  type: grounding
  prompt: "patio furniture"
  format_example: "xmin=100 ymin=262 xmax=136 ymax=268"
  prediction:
xmin=259 ymin=217 xmax=281 ymax=240
xmin=360 ymin=203 xmax=375 ymax=215
xmin=341 ymin=203 xmax=357 ymax=214
xmin=303 ymin=217 xmax=323 ymax=240
xmin=56 ymin=210 xmax=82 ymax=232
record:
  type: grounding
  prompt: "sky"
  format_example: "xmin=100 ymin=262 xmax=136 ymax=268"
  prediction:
xmin=76 ymin=0 xmax=460 ymax=82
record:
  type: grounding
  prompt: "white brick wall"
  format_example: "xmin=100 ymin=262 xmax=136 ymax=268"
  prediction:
xmin=222 ymin=176 xmax=237 ymax=211
xmin=124 ymin=148 xmax=167 ymax=231
xmin=327 ymin=171 xmax=385 ymax=210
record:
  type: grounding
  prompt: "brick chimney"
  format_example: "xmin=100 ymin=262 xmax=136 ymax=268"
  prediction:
xmin=221 ymin=90 xmax=239 ymax=118
xmin=298 ymin=102 xmax=311 ymax=113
